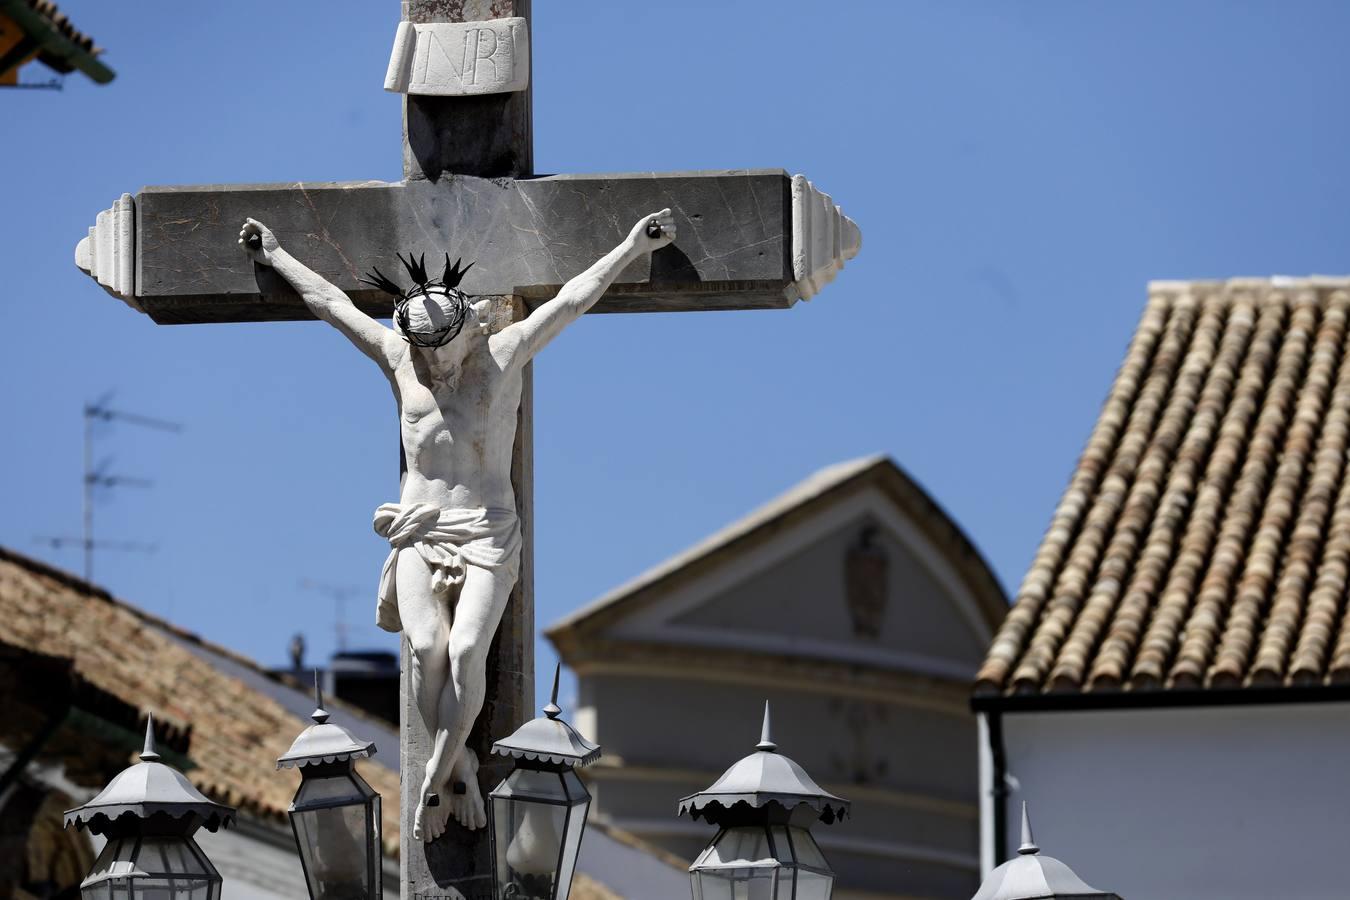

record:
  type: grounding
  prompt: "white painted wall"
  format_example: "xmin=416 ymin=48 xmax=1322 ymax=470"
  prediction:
xmin=997 ymin=702 xmax=1350 ymax=900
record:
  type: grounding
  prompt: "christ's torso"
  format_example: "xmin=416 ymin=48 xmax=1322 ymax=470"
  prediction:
xmin=392 ymin=340 xmax=522 ymax=512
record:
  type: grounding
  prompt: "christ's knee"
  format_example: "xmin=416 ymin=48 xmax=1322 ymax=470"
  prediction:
xmin=447 ymin=635 xmax=489 ymax=704
xmin=408 ymin=629 xmax=447 ymax=681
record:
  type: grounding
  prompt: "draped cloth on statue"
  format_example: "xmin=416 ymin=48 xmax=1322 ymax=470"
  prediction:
xmin=372 ymin=502 xmax=522 ymax=633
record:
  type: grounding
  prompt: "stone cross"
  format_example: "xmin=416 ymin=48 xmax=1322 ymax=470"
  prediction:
xmin=72 ymin=2 xmax=860 ymax=898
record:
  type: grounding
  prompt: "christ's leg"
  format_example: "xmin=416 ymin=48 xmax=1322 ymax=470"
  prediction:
xmin=426 ymin=558 xmax=515 ymax=829
xmin=395 ymin=548 xmax=453 ymax=842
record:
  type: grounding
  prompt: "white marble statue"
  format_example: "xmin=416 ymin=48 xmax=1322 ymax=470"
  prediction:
xmin=239 ymin=211 xmax=676 ymax=841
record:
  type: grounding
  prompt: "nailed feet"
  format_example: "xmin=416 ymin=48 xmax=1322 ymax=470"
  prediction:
xmin=413 ymin=752 xmax=485 ymax=841
xmin=448 ymin=751 xmax=487 ymax=831
xmin=413 ymin=790 xmax=450 ymax=843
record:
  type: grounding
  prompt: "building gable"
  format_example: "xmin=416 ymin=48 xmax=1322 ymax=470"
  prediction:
xmin=551 ymin=457 xmax=1005 ymax=683
xmin=615 ymin=485 xmax=992 ymax=680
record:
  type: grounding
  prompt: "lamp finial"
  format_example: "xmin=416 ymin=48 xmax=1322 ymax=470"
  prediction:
xmin=756 ymin=700 xmax=777 ymax=752
xmin=1018 ymin=801 xmax=1039 ymax=855
xmin=140 ymin=713 xmax=161 ymax=762
xmin=311 ymin=669 xmax=330 ymax=725
xmin=544 ymin=662 xmax=562 ymax=719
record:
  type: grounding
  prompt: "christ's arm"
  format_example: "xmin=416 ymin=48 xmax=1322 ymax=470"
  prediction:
xmin=493 ymin=210 xmax=676 ymax=366
xmin=238 ymin=219 xmax=402 ymax=371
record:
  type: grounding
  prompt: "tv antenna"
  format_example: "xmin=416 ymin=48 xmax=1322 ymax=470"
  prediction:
xmin=299 ymin=578 xmax=362 ymax=652
xmin=34 ymin=393 xmax=183 ymax=582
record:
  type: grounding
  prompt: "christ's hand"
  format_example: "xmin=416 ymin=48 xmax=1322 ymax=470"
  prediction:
xmin=496 ymin=208 xmax=678 ymax=364
xmin=626 ymin=209 xmax=677 ymax=254
xmin=238 ymin=218 xmax=281 ymax=267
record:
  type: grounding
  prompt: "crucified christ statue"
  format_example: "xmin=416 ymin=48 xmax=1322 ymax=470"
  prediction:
xmin=239 ymin=210 xmax=676 ymax=842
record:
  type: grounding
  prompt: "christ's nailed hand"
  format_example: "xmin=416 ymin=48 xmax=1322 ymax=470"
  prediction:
xmin=627 ymin=209 xmax=677 ymax=254
xmin=238 ymin=218 xmax=280 ymax=267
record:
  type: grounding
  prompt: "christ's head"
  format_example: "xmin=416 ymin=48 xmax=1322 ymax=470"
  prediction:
xmin=362 ymin=252 xmax=476 ymax=349
xmin=396 ymin=285 xmax=471 ymax=348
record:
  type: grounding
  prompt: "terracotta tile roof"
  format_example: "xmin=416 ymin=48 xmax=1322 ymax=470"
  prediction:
xmin=0 ymin=0 xmax=114 ymax=83
xmin=570 ymin=874 xmax=623 ymax=900
xmin=22 ymin=0 xmax=97 ymax=54
xmin=0 ymin=547 xmax=401 ymax=852
xmin=977 ymin=278 xmax=1350 ymax=698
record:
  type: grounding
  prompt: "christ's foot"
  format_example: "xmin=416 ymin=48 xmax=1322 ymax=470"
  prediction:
xmin=414 ymin=790 xmax=450 ymax=843
xmin=448 ymin=751 xmax=487 ymax=830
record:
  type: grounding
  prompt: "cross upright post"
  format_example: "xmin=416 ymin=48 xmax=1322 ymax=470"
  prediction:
xmin=398 ymin=4 xmax=537 ymax=896
xmin=72 ymin=4 xmax=861 ymax=899
xmin=401 ymin=0 xmax=534 ymax=181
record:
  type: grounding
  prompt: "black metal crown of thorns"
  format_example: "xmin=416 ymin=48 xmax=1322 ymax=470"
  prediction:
xmin=360 ymin=252 xmax=476 ymax=348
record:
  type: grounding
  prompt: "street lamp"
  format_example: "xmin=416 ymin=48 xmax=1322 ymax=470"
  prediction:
xmin=488 ymin=664 xmax=601 ymax=900
xmin=678 ymin=702 xmax=850 ymax=900
xmin=64 ymin=716 xmax=236 ymax=900
xmin=277 ymin=674 xmax=381 ymax=900
xmin=971 ymin=803 xmax=1122 ymax=900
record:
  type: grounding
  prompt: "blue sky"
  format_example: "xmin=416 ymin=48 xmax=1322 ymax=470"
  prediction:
xmin=6 ymin=1 xmax=1350 ymax=706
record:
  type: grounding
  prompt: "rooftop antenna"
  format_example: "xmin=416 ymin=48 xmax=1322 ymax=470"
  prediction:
xmin=33 ymin=393 xmax=182 ymax=582
xmin=288 ymin=632 xmax=307 ymax=672
xmin=299 ymin=579 xmax=361 ymax=652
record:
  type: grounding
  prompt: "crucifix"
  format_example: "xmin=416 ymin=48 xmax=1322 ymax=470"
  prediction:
xmin=72 ymin=2 xmax=859 ymax=898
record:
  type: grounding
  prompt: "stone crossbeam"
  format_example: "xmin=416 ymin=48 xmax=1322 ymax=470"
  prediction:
xmin=76 ymin=170 xmax=859 ymax=324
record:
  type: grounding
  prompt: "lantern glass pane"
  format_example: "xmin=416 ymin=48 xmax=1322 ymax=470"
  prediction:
xmin=370 ymin=793 xmax=382 ymax=865
xmin=702 ymin=825 xmax=779 ymax=868
xmin=493 ymin=796 xmax=565 ymax=898
xmin=690 ymin=868 xmax=780 ymax=900
xmin=786 ymin=828 xmax=827 ymax=869
xmin=123 ymin=877 xmax=215 ymax=900
xmin=491 ymin=768 xmax=592 ymax=900
xmin=690 ymin=823 xmax=838 ymax=900
xmin=294 ymin=770 xmax=370 ymax=808
xmin=793 ymin=869 xmax=834 ymax=900
xmin=84 ymin=835 xmax=138 ymax=891
xmin=553 ymin=774 xmax=590 ymax=900
xmin=293 ymin=801 xmax=373 ymax=900
xmin=80 ymin=835 xmax=221 ymax=900
xmin=289 ymin=767 xmax=379 ymax=900
xmin=493 ymin=766 xmax=570 ymax=802
xmin=79 ymin=881 xmax=113 ymax=900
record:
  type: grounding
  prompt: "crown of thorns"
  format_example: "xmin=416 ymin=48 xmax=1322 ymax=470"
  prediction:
xmin=360 ymin=252 xmax=476 ymax=348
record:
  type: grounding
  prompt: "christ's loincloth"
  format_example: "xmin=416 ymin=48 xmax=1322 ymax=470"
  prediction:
xmin=372 ymin=502 xmax=522 ymax=633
